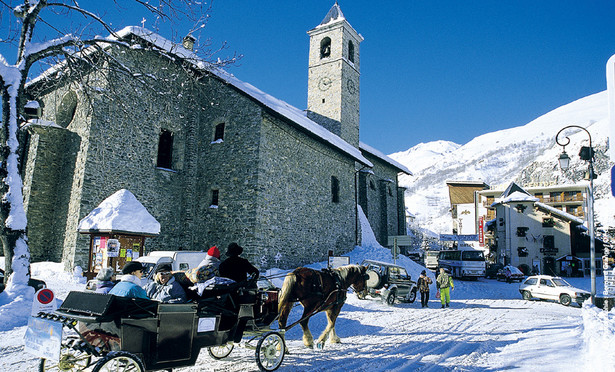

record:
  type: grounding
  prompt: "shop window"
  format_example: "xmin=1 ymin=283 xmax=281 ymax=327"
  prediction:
xmin=156 ymin=129 xmax=173 ymax=169
xmin=331 ymin=176 xmax=339 ymax=203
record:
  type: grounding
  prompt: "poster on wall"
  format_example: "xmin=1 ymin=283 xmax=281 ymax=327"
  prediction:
xmin=126 ymin=249 xmax=133 ymax=261
xmin=106 ymin=239 xmax=120 ymax=258
xmin=100 ymin=237 xmax=108 ymax=267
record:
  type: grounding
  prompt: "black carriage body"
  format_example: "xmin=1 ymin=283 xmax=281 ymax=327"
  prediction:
xmin=50 ymin=283 xmax=280 ymax=371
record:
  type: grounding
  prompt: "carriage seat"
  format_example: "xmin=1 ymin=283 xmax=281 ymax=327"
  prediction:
xmin=55 ymin=291 xmax=159 ymax=323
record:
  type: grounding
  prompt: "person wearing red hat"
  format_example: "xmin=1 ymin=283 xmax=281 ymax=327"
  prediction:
xmin=186 ymin=245 xmax=221 ymax=283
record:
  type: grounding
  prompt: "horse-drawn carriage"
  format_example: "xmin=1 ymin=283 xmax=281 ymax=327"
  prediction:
xmin=31 ymin=276 xmax=284 ymax=371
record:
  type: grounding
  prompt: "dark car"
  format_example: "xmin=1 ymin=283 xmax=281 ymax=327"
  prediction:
xmin=358 ymin=259 xmax=418 ymax=305
xmin=0 ymin=268 xmax=46 ymax=293
xmin=485 ymin=263 xmax=504 ymax=279
xmin=496 ymin=265 xmax=525 ymax=282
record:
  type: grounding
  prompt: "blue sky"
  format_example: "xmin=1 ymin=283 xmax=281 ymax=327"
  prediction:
xmin=4 ymin=1 xmax=615 ymax=155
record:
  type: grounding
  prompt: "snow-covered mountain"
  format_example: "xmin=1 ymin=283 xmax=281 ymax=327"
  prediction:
xmin=390 ymin=91 xmax=614 ymax=234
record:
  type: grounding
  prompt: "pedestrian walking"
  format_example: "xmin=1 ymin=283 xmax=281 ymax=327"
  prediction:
xmin=436 ymin=267 xmax=454 ymax=308
xmin=417 ymin=270 xmax=432 ymax=307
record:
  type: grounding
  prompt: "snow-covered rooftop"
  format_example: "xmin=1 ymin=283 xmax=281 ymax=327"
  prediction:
xmin=77 ymin=189 xmax=160 ymax=236
xmin=112 ymin=26 xmax=372 ymax=168
xmin=360 ymin=141 xmax=412 ymax=175
xmin=492 ymin=191 xmax=539 ymax=205
xmin=535 ymin=202 xmax=584 ymax=225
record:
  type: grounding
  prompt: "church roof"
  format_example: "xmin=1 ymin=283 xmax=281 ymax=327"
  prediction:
xmin=360 ymin=142 xmax=412 ymax=175
xmin=113 ymin=27 xmax=373 ymax=168
xmin=319 ymin=2 xmax=345 ymax=26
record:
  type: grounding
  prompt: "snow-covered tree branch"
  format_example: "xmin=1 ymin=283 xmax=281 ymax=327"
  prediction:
xmin=0 ymin=0 xmax=237 ymax=298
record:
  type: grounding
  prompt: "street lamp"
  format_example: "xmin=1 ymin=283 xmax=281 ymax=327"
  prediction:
xmin=555 ymin=125 xmax=596 ymax=300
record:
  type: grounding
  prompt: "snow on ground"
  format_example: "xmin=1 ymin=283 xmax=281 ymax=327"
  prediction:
xmin=1 ymin=248 xmax=615 ymax=371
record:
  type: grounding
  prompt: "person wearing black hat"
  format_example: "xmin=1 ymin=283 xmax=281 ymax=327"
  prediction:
xmin=144 ymin=264 xmax=187 ymax=303
xmin=417 ymin=270 xmax=433 ymax=308
xmin=219 ymin=242 xmax=259 ymax=283
xmin=108 ymin=261 xmax=149 ymax=299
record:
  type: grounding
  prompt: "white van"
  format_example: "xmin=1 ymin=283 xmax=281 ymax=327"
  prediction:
xmin=86 ymin=250 xmax=208 ymax=290
xmin=137 ymin=251 xmax=208 ymax=284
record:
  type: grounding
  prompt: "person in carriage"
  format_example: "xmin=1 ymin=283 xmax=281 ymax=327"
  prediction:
xmin=219 ymin=242 xmax=259 ymax=284
xmin=94 ymin=267 xmax=116 ymax=294
xmin=109 ymin=261 xmax=148 ymax=299
xmin=144 ymin=263 xmax=188 ymax=303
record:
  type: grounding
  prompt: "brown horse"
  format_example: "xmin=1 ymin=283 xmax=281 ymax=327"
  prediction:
xmin=277 ymin=264 xmax=367 ymax=349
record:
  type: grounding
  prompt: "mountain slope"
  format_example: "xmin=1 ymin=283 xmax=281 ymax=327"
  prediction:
xmin=390 ymin=91 xmax=614 ymax=234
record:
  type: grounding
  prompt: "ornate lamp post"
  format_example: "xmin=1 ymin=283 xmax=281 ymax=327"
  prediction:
xmin=555 ymin=125 xmax=596 ymax=300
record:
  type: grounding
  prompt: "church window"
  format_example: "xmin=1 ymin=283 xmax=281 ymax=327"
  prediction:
xmin=348 ymin=40 xmax=355 ymax=63
xmin=331 ymin=176 xmax=339 ymax=203
xmin=320 ymin=37 xmax=331 ymax=59
xmin=211 ymin=189 xmax=219 ymax=207
xmin=214 ymin=122 xmax=225 ymax=141
xmin=156 ymin=129 xmax=173 ymax=169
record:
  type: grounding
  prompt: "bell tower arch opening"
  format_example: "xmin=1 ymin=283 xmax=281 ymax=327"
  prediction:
xmin=307 ymin=3 xmax=363 ymax=147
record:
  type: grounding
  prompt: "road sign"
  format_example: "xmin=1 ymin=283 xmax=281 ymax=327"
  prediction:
xmin=439 ymin=234 xmax=479 ymax=241
xmin=387 ymin=235 xmax=413 ymax=246
xmin=32 ymin=288 xmax=57 ymax=316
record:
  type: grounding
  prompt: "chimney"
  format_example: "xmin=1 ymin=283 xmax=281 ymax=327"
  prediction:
xmin=182 ymin=34 xmax=196 ymax=51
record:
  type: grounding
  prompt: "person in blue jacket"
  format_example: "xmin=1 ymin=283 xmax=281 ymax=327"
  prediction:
xmin=109 ymin=261 xmax=149 ymax=299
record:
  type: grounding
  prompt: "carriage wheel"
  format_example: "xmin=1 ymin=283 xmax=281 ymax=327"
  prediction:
xmin=39 ymin=347 xmax=91 ymax=371
xmin=255 ymin=332 xmax=285 ymax=371
xmin=208 ymin=342 xmax=234 ymax=359
xmin=92 ymin=351 xmax=144 ymax=372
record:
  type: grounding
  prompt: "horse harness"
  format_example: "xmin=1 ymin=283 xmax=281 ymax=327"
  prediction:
xmin=294 ymin=268 xmax=346 ymax=307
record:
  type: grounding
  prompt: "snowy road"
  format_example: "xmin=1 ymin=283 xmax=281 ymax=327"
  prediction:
xmin=0 ymin=269 xmax=598 ymax=372
xmin=175 ymin=289 xmax=582 ymax=372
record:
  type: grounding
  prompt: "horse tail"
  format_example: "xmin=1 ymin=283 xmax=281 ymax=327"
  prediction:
xmin=277 ymin=272 xmax=297 ymax=328
xmin=278 ymin=272 xmax=297 ymax=312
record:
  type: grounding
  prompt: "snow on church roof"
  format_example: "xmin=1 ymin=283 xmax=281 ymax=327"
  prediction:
xmin=78 ymin=189 xmax=160 ymax=236
xmin=112 ymin=27 xmax=372 ymax=168
xmin=319 ymin=2 xmax=345 ymax=26
xmin=360 ymin=142 xmax=412 ymax=175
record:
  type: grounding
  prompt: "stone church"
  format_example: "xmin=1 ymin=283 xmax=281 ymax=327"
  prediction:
xmin=23 ymin=3 xmax=410 ymax=273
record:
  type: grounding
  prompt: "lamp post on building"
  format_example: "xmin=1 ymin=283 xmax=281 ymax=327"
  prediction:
xmin=555 ymin=125 xmax=596 ymax=300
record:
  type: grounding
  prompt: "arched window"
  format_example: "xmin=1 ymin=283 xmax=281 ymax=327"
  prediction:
xmin=157 ymin=129 xmax=173 ymax=169
xmin=348 ymin=40 xmax=355 ymax=63
xmin=331 ymin=176 xmax=339 ymax=203
xmin=320 ymin=37 xmax=331 ymax=59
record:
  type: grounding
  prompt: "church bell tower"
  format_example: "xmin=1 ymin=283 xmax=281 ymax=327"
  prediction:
xmin=307 ymin=3 xmax=363 ymax=147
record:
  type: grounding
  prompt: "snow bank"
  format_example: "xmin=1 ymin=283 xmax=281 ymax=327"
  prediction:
xmin=582 ymin=302 xmax=615 ymax=369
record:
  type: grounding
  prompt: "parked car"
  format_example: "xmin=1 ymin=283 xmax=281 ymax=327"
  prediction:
xmin=358 ymin=259 xmax=418 ymax=305
xmin=0 ymin=268 xmax=46 ymax=293
xmin=485 ymin=263 xmax=504 ymax=279
xmin=496 ymin=265 xmax=525 ymax=282
xmin=518 ymin=275 xmax=590 ymax=306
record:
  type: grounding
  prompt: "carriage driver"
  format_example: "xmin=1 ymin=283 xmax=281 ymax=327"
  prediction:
xmin=219 ymin=242 xmax=259 ymax=283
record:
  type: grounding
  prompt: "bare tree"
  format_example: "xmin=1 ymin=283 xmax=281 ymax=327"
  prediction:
xmin=0 ymin=0 xmax=237 ymax=296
